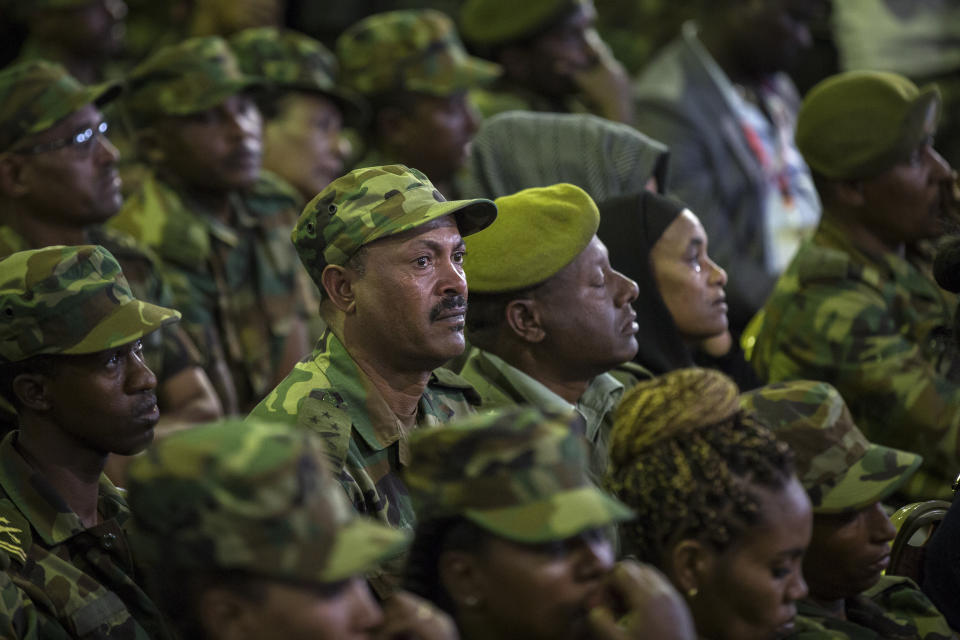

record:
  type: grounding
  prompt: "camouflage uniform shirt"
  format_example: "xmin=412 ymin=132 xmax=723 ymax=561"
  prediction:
xmin=0 ymin=433 xmax=170 ymax=639
xmin=745 ymin=218 xmax=960 ymax=499
xmin=249 ymin=330 xmax=480 ymax=529
xmin=109 ymin=170 xmax=310 ymax=414
xmin=790 ymin=575 xmax=953 ymax=639
xmin=469 ymin=79 xmax=591 ymax=119
xmin=459 ymin=348 xmax=644 ymax=481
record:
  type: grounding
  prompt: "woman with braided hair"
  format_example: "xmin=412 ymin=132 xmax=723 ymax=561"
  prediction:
xmin=606 ymin=368 xmax=813 ymax=640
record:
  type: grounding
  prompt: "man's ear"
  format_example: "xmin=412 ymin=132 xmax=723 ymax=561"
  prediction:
xmin=504 ymin=298 xmax=546 ymax=343
xmin=11 ymin=373 xmax=52 ymax=413
xmin=439 ymin=549 xmax=487 ymax=611
xmin=833 ymin=179 xmax=866 ymax=208
xmin=376 ymin=106 xmax=412 ymax=150
xmin=197 ymin=586 xmax=260 ymax=640
xmin=0 ymin=153 xmax=32 ymax=198
xmin=320 ymin=264 xmax=358 ymax=314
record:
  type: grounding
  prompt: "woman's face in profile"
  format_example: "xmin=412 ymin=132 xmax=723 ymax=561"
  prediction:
xmin=687 ymin=476 xmax=813 ymax=640
xmin=650 ymin=209 xmax=729 ymax=342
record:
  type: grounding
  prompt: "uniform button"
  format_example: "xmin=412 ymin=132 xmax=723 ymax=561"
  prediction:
xmin=101 ymin=533 xmax=117 ymax=550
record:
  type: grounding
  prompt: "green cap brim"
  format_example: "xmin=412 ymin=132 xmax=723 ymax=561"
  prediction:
xmin=407 ymin=57 xmax=502 ymax=97
xmin=62 ymin=299 xmax=181 ymax=356
xmin=465 ymin=485 xmax=634 ymax=543
xmin=815 ymin=443 xmax=922 ymax=514
xmin=321 ymin=516 xmax=410 ymax=582
xmin=365 ymin=197 xmax=498 ymax=248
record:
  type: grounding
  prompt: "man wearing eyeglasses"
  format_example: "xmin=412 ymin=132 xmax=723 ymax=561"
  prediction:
xmin=0 ymin=60 xmax=222 ymax=438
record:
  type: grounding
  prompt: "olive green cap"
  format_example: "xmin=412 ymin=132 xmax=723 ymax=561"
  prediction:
xmin=464 ymin=182 xmax=599 ymax=293
xmin=122 ymin=36 xmax=262 ymax=124
xmin=292 ymin=164 xmax=497 ymax=288
xmin=0 ymin=60 xmax=119 ymax=152
xmin=127 ymin=418 xmax=409 ymax=583
xmin=228 ymin=26 xmax=366 ymax=123
xmin=460 ymin=0 xmax=590 ymax=47
xmin=406 ymin=406 xmax=634 ymax=542
xmin=0 ymin=245 xmax=180 ymax=365
xmin=336 ymin=9 xmax=501 ymax=98
xmin=740 ymin=380 xmax=922 ymax=513
xmin=796 ymin=70 xmax=942 ymax=180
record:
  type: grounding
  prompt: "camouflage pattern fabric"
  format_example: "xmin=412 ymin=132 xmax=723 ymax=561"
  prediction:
xmin=247 ymin=330 xmax=480 ymax=595
xmin=248 ymin=330 xmax=480 ymax=531
xmin=743 ymin=217 xmax=960 ymax=500
xmin=228 ymin=26 xmax=363 ymax=120
xmin=335 ymin=9 xmax=500 ymax=98
xmin=405 ymin=405 xmax=634 ymax=542
xmin=292 ymin=164 xmax=496 ymax=286
xmin=0 ymin=245 xmax=179 ymax=365
xmin=120 ymin=36 xmax=260 ymax=125
xmin=458 ymin=348 xmax=640 ymax=483
xmin=0 ymin=225 xmax=197 ymax=391
xmin=791 ymin=575 xmax=953 ymax=640
xmin=740 ymin=380 xmax=922 ymax=513
xmin=0 ymin=433 xmax=171 ymax=639
xmin=126 ymin=418 xmax=408 ymax=584
xmin=0 ymin=60 xmax=118 ymax=152
xmin=109 ymin=170 xmax=309 ymax=414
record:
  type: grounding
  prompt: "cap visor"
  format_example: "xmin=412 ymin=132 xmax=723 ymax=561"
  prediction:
xmin=816 ymin=444 xmax=922 ymax=513
xmin=63 ymin=299 xmax=181 ymax=356
xmin=466 ymin=485 xmax=634 ymax=544
xmin=165 ymin=77 xmax=264 ymax=117
xmin=366 ymin=197 xmax=498 ymax=247
xmin=320 ymin=516 xmax=410 ymax=582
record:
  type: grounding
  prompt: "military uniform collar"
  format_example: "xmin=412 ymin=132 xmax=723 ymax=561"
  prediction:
xmin=0 ymin=432 xmax=127 ymax=546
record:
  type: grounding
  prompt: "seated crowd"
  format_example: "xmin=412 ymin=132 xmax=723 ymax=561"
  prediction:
xmin=1 ymin=0 xmax=960 ymax=638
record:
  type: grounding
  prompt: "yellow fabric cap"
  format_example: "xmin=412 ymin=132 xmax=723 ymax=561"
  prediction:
xmin=464 ymin=183 xmax=599 ymax=293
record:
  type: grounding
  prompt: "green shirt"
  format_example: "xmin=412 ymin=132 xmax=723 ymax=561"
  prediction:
xmin=791 ymin=575 xmax=953 ymax=639
xmin=0 ymin=433 xmax=171 ymax=639
xmin=109 ymin=170 xmax=309 ymax=414
xmin=458 ymin=348 xmax=637 ymax=481
xmin=745 ymin=217 xmax=960 ymax=500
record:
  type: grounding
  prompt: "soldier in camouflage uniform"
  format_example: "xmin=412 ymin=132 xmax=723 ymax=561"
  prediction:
xmin=0 ymin=60 xmax=221 ymax=436
xmin=743 ymin=70 xmax=960 ymax=500
xmin=457 ymin=183 xmax=643 ymax=481
xmin=402 ymin=406 xmax=697 ymax=640
xmin=741 ymin=380 xmax=954 ymax=639
xmin=248 ymin=164 xmax=496 ymax=593
xmin=0 ymin=244 xmax=179 ymax=639
xmin=125 ymin=417 xmax=459 ymax=640
xmin=458 ymin=0 xmax=634 ymax=124
xmin=110 ymin=36 xmax=313 ymax=415
xmin=230 ymin=26 xmax=364 ymax=203
xmin=335 ymin=9 xmax=500 ymax=199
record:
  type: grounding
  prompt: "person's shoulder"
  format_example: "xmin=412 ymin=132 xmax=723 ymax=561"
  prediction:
xmin=249 ymin=352 xmax=332 ymax=421
xmin=610 ymin=362 xmax=654 ymax=387
xmin=0 ymin=499 xmax=31 ymax=568
xmin=244 ymin=170 xmax=303 ymax=217
xmin=427 ymin=367 xmax=482 ymax=410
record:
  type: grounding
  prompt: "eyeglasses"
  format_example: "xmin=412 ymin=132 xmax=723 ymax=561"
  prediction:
xmin=15 ymin=121 xmax=110 ymax=156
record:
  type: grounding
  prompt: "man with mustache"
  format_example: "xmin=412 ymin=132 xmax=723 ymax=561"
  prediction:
xmin=110 ymin=36 xmax=312 ymax=415
xmin=0 ymin=244 xmax=179 ymax=638
xmin=744 ymin=71 xmax=960 ymax=501
xmin=248 ymin=164 xmax=496 ymax=594
xmin=458 ymin=183 xmax=642 ymax=481
xmin=0 ymin=60 xmax=221 ymax=437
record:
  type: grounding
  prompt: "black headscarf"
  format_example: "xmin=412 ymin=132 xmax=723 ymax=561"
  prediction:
xmin=598 ymin=191 xmax=694 ymax=375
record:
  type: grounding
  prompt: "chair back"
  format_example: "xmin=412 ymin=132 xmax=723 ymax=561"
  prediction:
xmin=888 ymin=499 xmax=952 ymax=583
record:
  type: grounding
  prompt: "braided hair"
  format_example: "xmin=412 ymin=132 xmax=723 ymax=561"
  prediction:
xmin=605 ymin=368 xmax=795 ymax=566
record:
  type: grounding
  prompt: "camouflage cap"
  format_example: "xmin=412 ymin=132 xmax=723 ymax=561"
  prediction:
xmin=0 ymin=245 xmax=180 ymax=365
xmin=464 ymin=183 xmax=599 ymax=293
xmin=405 ymin=406 xmax=634 ymax=542
xmin=0 ymin=60 xmax=120 ymax=152
xmin=293 ymin=164 xmax=497 ymax=287
xmin=126 ymin=418 xmax=409 ymax=583
xmin=122 ymin=36 xmax=262 ymax=124
xmin=460 ymin=0 xmax=591 ymax=47
xmin=336 ymin=9 xmax=501 ymax=98
xmin=796 ymin=70 xmax=941 ymax=180
xmin=228 ymin=27 xmax=366 ymax=123
xmin=740 ymin=380 xmax=922 ymax=513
